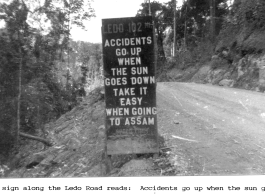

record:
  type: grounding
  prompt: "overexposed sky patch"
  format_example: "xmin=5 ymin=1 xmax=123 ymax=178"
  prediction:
xmin=71 ymin=0 xmax=182 ymax=43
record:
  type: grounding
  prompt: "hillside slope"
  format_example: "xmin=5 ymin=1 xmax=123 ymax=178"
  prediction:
xmin=2 ymin=88 xmax=170 ymax=178
xmin=3 ymin=88 xmax=107 ymax=177
xmin=159 ymin=37 xmax=265 ymax=93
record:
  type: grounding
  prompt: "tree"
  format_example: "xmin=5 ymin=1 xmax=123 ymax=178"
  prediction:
xmin=0 ymin=0 xmax=95 ymax=155
xmin=217 ymin=0 xmax=265 ymax=54
xmin=0 ymin=0 xmax=31 ymax=147
xmin=70 ymin=41 xmax=102 ymax=94
xmin=163 ymin=0 xmax=228 ymax=50
xmin=137 ymin=1 xmax=167 ymax=62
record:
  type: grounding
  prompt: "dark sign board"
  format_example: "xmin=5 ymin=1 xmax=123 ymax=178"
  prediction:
xmin=102 ymin=16 xmax=158 ymax=155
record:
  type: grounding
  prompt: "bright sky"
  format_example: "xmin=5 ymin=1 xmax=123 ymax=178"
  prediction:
xmin=71 ymin=0 xmax=182 ymax=43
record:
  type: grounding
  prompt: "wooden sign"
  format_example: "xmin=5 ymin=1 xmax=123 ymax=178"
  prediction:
xmin=102 ymin=16 xmax=158 ymax=155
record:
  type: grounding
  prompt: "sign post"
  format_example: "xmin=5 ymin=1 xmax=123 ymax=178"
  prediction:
xmin=102 ymin=16 xmax=158 ymax=155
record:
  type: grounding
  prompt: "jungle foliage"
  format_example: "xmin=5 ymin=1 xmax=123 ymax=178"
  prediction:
xmin=0 ymin=0 xmax=101 ymax=157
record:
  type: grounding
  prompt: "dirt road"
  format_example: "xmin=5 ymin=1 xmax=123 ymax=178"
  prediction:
xmin=157 ymin=82 xmax=265 ymax=175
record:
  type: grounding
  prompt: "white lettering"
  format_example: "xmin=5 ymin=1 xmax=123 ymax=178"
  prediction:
xmin=118 ymin=58 xmax=124 ymax=65
xmin=131 ymin=76 xmax=155 ymax=85
xmin=140 ymin=87 xmax=148 ymax=95
xmin=106 ymin=108 xmax=129 ymax=116
xmin=117 ymin=57 xmax=141 ymax=66
xmin=131 ymin=107 xmax=157 ymax=116
xmin=119 ymin=97 xmax=142 ymax=106
xmin=124 ymin=117 xmax=155 ymax=125
xmin=131 ymin=67 xmax=148 ymax=75
xmin=116 ymin=48 xmax=127 ymax=56
xmin=110 ymin=118 xmax=120 ymax=126
xmin=113 ymin=88 xmax=135 ymax=96
xmin=103 ymin=37 xmax=152 ymax=47
xmin=110 ymin=39 xmax=115 ymax=46
xmin=147 ymin=36 xmax=152 ymax=44
xmin=105 ymin=77 xmax=127 ymax=86
xmin=111 ymin=68 xmax=127 ymax=76
xmin=104 ymin=39 xmax=110 ymax=47
xmin=103 ymin=23 xmax=124 ymax=34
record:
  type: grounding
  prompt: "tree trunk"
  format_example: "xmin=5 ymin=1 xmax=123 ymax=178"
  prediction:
xmin=156 ymin=30 xmax=166 ymax=62
xmin=16 ymin=46 xmax=22 ymax=148
xmin=184 ymin=5 xmax=188 ymax=49
xmin=173 ymin=0 xmax=177 ymax=57
xmin=19 ymin=132 xmax=53 ymax=146
xmin=210 ymin=0 xmax=216 ymax=41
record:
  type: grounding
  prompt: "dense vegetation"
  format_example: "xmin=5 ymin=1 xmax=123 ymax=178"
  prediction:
xmin=137 ymin=0 xmax=265 ymax=72
xmin=137 ymin=0 xmax=228 ymax=61
xmin=1 ymin=0 xmax=264 ymax=162
xmin=0 ymin=0 xmax=101 ymax=158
